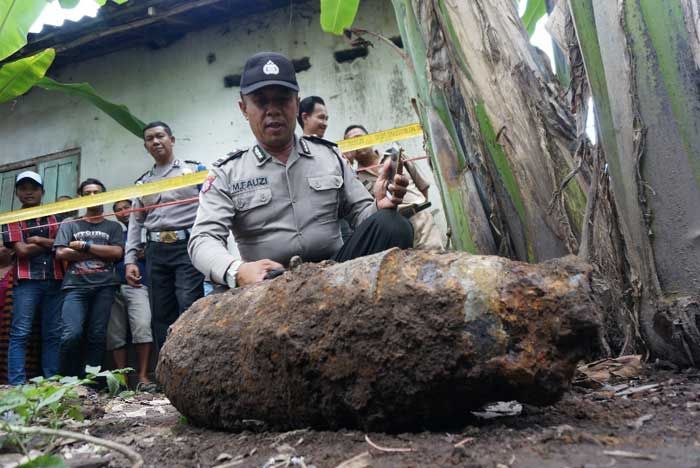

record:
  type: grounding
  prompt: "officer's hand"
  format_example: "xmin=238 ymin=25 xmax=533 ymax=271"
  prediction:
xmin=237 ymin=259 xmax=284 ymax=287
xmin=125 ymin=264 xmax=143 ymax=288
xmin=374 ymin=158 xmax=409 ymax=209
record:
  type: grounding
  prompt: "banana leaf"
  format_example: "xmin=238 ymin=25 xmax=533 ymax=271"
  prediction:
xmin=94 ymin=0 xmax=129 ymax=5
xmin=0 ymin=48 xmax=54 ymax=102
xmin=0 ymin=0 xmax=49 ymax=60
xmin=521 ymin=0 xmax=546 ymax=36
xmin=37 ymin=76 xmax=145 ymax=137
xmin=320 ymin=0 xmax=360 ymax=35
xmin=58 ymin=0 xmax=80 ymax=8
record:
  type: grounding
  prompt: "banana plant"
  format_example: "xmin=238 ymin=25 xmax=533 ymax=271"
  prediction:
xmin=0 ymin=0 xmax=145 ymax=137
xmin=319 ymin=0 xmax=582 ymax=260
xmin=521 ymin=0 xmax=547 ymax=36
xmin=0 ymin=0 xmax=50 ymax=61
xmin=320 ymin=0 xmax=547 ymax=37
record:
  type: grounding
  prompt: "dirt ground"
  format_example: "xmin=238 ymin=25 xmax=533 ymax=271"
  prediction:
xmin=3 ymin=363 xmax=700 ymax=468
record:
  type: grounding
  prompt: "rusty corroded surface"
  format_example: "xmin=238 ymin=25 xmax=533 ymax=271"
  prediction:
xmin=157 ymin=249 xmax=601 ymax=432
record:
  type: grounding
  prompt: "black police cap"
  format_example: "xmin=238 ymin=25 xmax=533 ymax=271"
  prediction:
xmin=240 ymin=52 xmax=299 ymax=95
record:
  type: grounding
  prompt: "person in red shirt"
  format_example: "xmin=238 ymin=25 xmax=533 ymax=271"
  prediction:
xmin=2 ymin=171 xmax=63 ymax=385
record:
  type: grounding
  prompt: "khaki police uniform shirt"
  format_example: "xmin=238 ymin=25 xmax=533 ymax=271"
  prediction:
xmin=188 ymin=136 xmax=377 ymax=285
xmin=125 ymin=159 xmax=203 ymax=264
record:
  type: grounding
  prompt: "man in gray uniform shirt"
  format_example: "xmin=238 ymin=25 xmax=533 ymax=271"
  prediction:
xmin=125 ymin=121 xmax=205 ymax=350
xmin=189 ymin=52 xmax=413 ymax=289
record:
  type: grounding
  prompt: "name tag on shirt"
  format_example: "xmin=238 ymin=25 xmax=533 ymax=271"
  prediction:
xmin=231 ymin=177 xmax=269 ymax=194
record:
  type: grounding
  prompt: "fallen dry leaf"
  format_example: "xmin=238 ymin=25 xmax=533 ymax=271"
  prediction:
xmin=335 ymin=451 xmax=373 ymax=468
xmin=603 ymin=449 xmax=657 ymax=460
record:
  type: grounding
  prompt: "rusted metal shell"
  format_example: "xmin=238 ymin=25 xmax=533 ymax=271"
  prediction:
xmin=157 ymin=249 xmax=601 ymax=432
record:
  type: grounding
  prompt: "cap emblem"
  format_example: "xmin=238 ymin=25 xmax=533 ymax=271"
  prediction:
xmin=263 ymin=60 xmax=280 ymax=75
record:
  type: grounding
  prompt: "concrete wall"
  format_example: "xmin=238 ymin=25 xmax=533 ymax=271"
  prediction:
xmin=0 ymin=0 xmax=446 ymax=234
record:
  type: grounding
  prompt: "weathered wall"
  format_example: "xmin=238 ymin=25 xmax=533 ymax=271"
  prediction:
xmin=0 ymin=0 xmax=445 ymax=234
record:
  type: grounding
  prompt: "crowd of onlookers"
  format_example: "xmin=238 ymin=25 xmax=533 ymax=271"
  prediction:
xmin=0 ymin=173 xmax=157 ymax=391
xmin=0 ymin=90 xmax=443 ymax=391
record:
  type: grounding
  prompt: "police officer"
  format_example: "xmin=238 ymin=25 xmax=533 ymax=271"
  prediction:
xmin=188 ymin=52 xmax=413 ymax=289
xmin=125 ymin=121 xmax=205 ymax=350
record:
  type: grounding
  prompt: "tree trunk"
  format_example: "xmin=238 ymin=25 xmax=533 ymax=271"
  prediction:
xmin=392 ymin=0 xmax=586 ymax=263
xmin=387 ymin=2 xmax=497 ymax=255
xmin=569 ymin=0 xmax=700 ymax=365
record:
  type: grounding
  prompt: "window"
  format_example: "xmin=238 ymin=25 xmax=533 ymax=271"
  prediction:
xmin=0 ymin=149 xmax=80 ymax=213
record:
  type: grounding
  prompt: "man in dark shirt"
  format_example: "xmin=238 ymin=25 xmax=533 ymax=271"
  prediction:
xmin=55 ymin=178 xmax=124 ymax=378
xmin=2 ymin=171 xmax=63 ymax=385
xmin=55 ymin=195 xmax=79 ymax=222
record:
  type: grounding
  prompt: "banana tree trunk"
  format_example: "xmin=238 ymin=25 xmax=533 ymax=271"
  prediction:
xmin=392 ymin=0 xmax=586 ymax=262
xmin=389 ymin=2 xmax=496 ymax=254
xmin=570 ymin=0 xmax=700 ymax=365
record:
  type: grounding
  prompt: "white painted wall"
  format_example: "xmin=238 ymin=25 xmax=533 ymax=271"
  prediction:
xmin=0 ymin=0 xmax=446 ymax=235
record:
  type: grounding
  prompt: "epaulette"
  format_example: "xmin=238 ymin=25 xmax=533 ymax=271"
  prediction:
xmin=214 ymin=149 xmax=246 ymax=167
xmin=302 ymin=135 xmax=338 ymax=148
xmin=134 ymin=169 xmax=151 ymax=184
xmin=183 ymin=159 xmax=202 ymax=165
xmin=302 ymin=136 xmax=346 ymax=179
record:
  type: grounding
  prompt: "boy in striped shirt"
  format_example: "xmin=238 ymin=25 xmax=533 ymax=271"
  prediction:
xmin=2 ymin=171 xmax=63 ymax=385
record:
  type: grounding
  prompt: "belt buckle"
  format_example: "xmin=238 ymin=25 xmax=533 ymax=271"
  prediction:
xmin=160 ymin=231 xmax=178 ymax=243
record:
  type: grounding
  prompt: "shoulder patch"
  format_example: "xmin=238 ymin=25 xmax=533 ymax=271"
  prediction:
xmin=299 ymin=137 xmax=311 ymax=155
xmin=303 ymin=135 xmax=338 ymax=148
xmin=214 ymin=149 xmax=246 ymax=167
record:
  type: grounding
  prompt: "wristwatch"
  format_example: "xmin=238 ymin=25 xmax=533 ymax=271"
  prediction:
xmin=225 ymin=260 xmax=243 ymax=289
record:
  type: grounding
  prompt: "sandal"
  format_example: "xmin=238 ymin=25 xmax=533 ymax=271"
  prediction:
xmin=136 ymin=381 xmax=160 ymax=393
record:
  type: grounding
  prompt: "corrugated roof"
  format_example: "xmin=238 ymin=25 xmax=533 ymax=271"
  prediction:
xmin=6 ymin=0 xmax=297 ymax=68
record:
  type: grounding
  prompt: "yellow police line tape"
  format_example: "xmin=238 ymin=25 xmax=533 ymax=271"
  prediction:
xmin=0 ymin=123 xmax=424 ymax=225
xmin=336 ymin=123 xmax=422 ymax=152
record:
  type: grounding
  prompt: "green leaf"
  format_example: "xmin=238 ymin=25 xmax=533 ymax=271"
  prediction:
xmin=105 ymin=373 xmax=120 ymax=396
xmin=84 ymin=365 xmax=102 ymax=376
xmin=37 ymin=77 xmax=145 ymax=137
xmin=521 ymin=0 xmax=546 ymax=36
xmin=65 ymin=405 xmax=83 ymax=421
xmin=113 ymin=373 xmax=127 ymax=386
xmin=320 ymin=0 xmax=360 ymax=35
xmin=0 ymin=0 xmax=48 ymax=60
xmin=94 ymin=0 xmax=129 ymax=5
xmin=35 ymin=387 xmax=68 ymax=411
xmin=58 ymin=376 xmax=79 ymax=385
xmin=18 ymin=454 xmax=68 ymax=468
xmin=58 ymin=0 xmax=80 ymax=8
xmin=0 ymin=48 xmax=54 ymax=102
xmin=0 ymin=392 xmax=28 ymax=414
